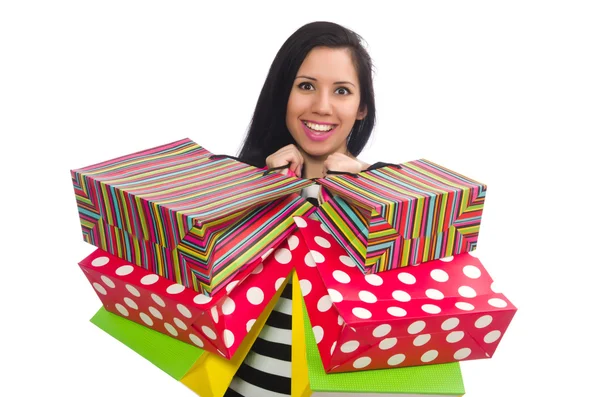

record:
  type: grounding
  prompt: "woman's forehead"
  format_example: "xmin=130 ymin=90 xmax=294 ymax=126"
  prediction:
xmin=297 ymin=47 xmax=358 ymax=84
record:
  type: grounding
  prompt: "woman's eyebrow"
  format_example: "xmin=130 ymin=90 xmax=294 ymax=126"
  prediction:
xmin=334 ymin=81 xmax=356 ymax=87
xmin=296 ymin=75 xmax=317 ymax=81
xmin=295 ymin=75 xmax=356 ymax=87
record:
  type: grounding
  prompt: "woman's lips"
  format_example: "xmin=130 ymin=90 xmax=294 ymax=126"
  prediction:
xmin=303 ymin=119 xmax=337 ymax=126
xmin=301 ymin=121 xmax=336 ymax=142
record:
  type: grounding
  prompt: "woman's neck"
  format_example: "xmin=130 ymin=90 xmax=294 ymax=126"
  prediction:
xmin=302 ymin=158 xmax=326 ymax=179
xmin=300 ymin=147 xmax=364 ymax=179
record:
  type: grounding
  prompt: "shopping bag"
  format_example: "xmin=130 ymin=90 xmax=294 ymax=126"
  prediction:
xmin=291 ymin=271 xmax=466 ymax=396
xmin=80 ymin=241 xmax=295 ymax=359
xmin=314 ymin=160 xmax=486 ymax=274
xmin=292 ymin=216 xmax=516 ymax=373
xmin=72 ymin=138 xmax=314 ymax=295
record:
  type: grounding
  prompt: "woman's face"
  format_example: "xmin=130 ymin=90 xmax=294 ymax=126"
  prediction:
xmin=286 ymin=47 xmax=366 ymax=159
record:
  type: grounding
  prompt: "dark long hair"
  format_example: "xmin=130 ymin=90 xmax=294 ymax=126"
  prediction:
xmin=236 ymin=21 xmax=376 ymax=168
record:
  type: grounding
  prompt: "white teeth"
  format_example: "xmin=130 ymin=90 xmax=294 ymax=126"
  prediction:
xmin=304 ymin=121 xmax=334 ymax=132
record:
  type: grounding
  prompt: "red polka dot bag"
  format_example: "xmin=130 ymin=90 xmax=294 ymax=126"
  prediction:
xmin=290 ymin=216 xmax=516 ymax=373
xmin=78 ymin=240 xmax=294 ymax=360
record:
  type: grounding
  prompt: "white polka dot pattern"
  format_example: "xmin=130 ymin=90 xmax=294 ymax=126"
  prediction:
xmin=225 ymin=280 xmax=239 ymax=294
xmin=274 ymin=248 xmax=292 ymax=264
xmin=115 ymin=265 xmax=133 ymax=276
xmin=339 ymin=255 xmax=356 ymax=268
xmin=379 ymin=337 xmax=397 ymax=350
xmin=341 ymin=340 xmax=360 ymax=353
xmin=92 ymin=282 xmax=107 ymax=295
xmin=126 ymin=285 xmax=141 ymax=297
xmin=115 ymin=303 xmax=128 ymax=316
xmin=124 ymin=297 xmax=138 ymax=310
xmin=221 ymin=297 xmax=236 ymax=315
xmin=313 ymin=326 xmax=324 ymax=344
xmin=359 ymin=290 xmax=377 ymax=303
xmin=164 ymin=322 xmax=178 ymax=336
xmin=101 ymin=276 xmax=115 ymax=288
xmin=317 ymin=295 xmax=333 ymax=312
xmin=141 ymin=274 xmax=159 ymax=285
xmin=353 ymin=356 xmax=371 ymax=369
xmin=174 ymin=317 xmax=187 ymax=330
xmin=372 ymin=324 xmax=391 ymax=338
xmin=246 ymin=319 xmax=256 ymax=332
xmin=91 ymin=256 xmax=109 ymax=267
xmin=149 ymin=306 xmax=163 ymax=320
xmin=140 ymin=312 xmax=153 ymax=326
xmin=299 ymin=280 xmax=312 ymax=297
xmin=365 ymin=274 xmax=383 ymax=286
xmin=315 ymin=236 xmax=331 ymax=248
xmin=287 ymin=235 xmax=300 ymax=251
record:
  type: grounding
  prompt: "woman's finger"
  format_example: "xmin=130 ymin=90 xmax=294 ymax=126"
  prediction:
xmin=267 ymin=146 xmax=304 ymax=176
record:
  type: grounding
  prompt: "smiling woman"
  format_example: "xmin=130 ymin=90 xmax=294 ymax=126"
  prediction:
xmin=228 ymin=21 xmax=379 ymax=397
xmin=237 ymin=21 xmax=376 ymax=180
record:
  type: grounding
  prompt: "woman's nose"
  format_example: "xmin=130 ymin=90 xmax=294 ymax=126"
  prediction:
xmin=312 ymin=92 xmax=333 ymax=115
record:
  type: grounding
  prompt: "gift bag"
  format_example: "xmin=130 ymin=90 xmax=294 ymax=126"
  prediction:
xmin=90 ymin=269 xmax=291 ymax=397
xmin=291 ymin=271 xmax=466 ymax=397
xmin=72 ymin=138 xmax=314 ymax=295
xmin=80 ymin=243 xmax=294 ymax=359
xmin=291 ymin=216 xmax=516 ymax=373
xmin=314 ymin=160 xmax=486 ymax=274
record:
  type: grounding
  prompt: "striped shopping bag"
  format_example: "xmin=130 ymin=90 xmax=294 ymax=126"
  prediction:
xmin=314 ymin=160 xmax=486 ymax=274
xmin=72 ymin=138 xmax=314 ymax=295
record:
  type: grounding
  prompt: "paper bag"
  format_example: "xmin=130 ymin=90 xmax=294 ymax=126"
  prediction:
xmin=72 ymin=138 xmax=314 ymax=295
xmin=291 ymin=271 xmax=466 ymax=396
xmin=80 ymin=243 xmax=294 ymax=359
xmin=292 ymin=216 xmax=516 ymax=373
xmin=314 ymin=160 xmax=486 ymax=274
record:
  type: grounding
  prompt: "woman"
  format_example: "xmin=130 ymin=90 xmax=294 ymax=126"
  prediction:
xmin=237 ymin=20 xmax=376 ymax=179
xmin=226 ymin=21 xmax=377 ymax=397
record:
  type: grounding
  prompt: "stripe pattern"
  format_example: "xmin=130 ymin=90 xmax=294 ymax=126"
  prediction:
xmin=315 ymin=159 xmax=486 ymax=273
xmin=225 ymin=280 xmax=293 ymax=397
xmin=72 ymin=138 xmax=314 ymax=295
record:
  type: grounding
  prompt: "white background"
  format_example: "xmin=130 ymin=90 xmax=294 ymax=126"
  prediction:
xmin=1 ymin=1 xmax=599 ymax=396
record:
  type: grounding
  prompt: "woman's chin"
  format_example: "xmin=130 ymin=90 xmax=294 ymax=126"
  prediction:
xmin=301 ymin=147 xmax=332 ymax=159
xmin=298 ymin=141 xmax=339 ymax=157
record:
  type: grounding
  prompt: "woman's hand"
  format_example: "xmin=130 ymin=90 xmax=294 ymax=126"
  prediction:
xmin=265 ymin=144 xmax=305 ymax=177
xmin=324 ymin=153 xmax=369 ymax=175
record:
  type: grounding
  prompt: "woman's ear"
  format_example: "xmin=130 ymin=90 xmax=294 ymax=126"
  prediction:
xmin=356 ymin=106 xmax=368 ymax=120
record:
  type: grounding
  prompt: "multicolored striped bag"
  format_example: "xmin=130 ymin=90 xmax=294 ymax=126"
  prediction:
xmin=314 ymin=159 xmax=486 ymax=274
xmin=72 ymin=138 xmax=314 ymax=295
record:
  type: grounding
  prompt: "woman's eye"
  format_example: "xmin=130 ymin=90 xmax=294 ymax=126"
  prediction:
xmin=298 ymin=82 xmax=314 ymax=90
xmin=335 ymin=87 xmax=350 ymax=95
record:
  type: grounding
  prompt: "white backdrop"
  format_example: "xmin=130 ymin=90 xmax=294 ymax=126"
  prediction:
xmin=1 ymin=1 xmax=599 ymax=396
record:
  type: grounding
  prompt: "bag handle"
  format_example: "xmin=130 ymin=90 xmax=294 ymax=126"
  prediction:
xmin=208 ymin=154 xmax=242 ymax=161
xmin=262 ymin=164 xmax=291 ymax=176
xmin=323 ymin=170 xmax=360 ymax=178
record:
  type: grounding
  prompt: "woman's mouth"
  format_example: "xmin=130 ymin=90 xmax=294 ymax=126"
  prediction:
xmin=301 ymin=120 xmax=337 ymax=141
